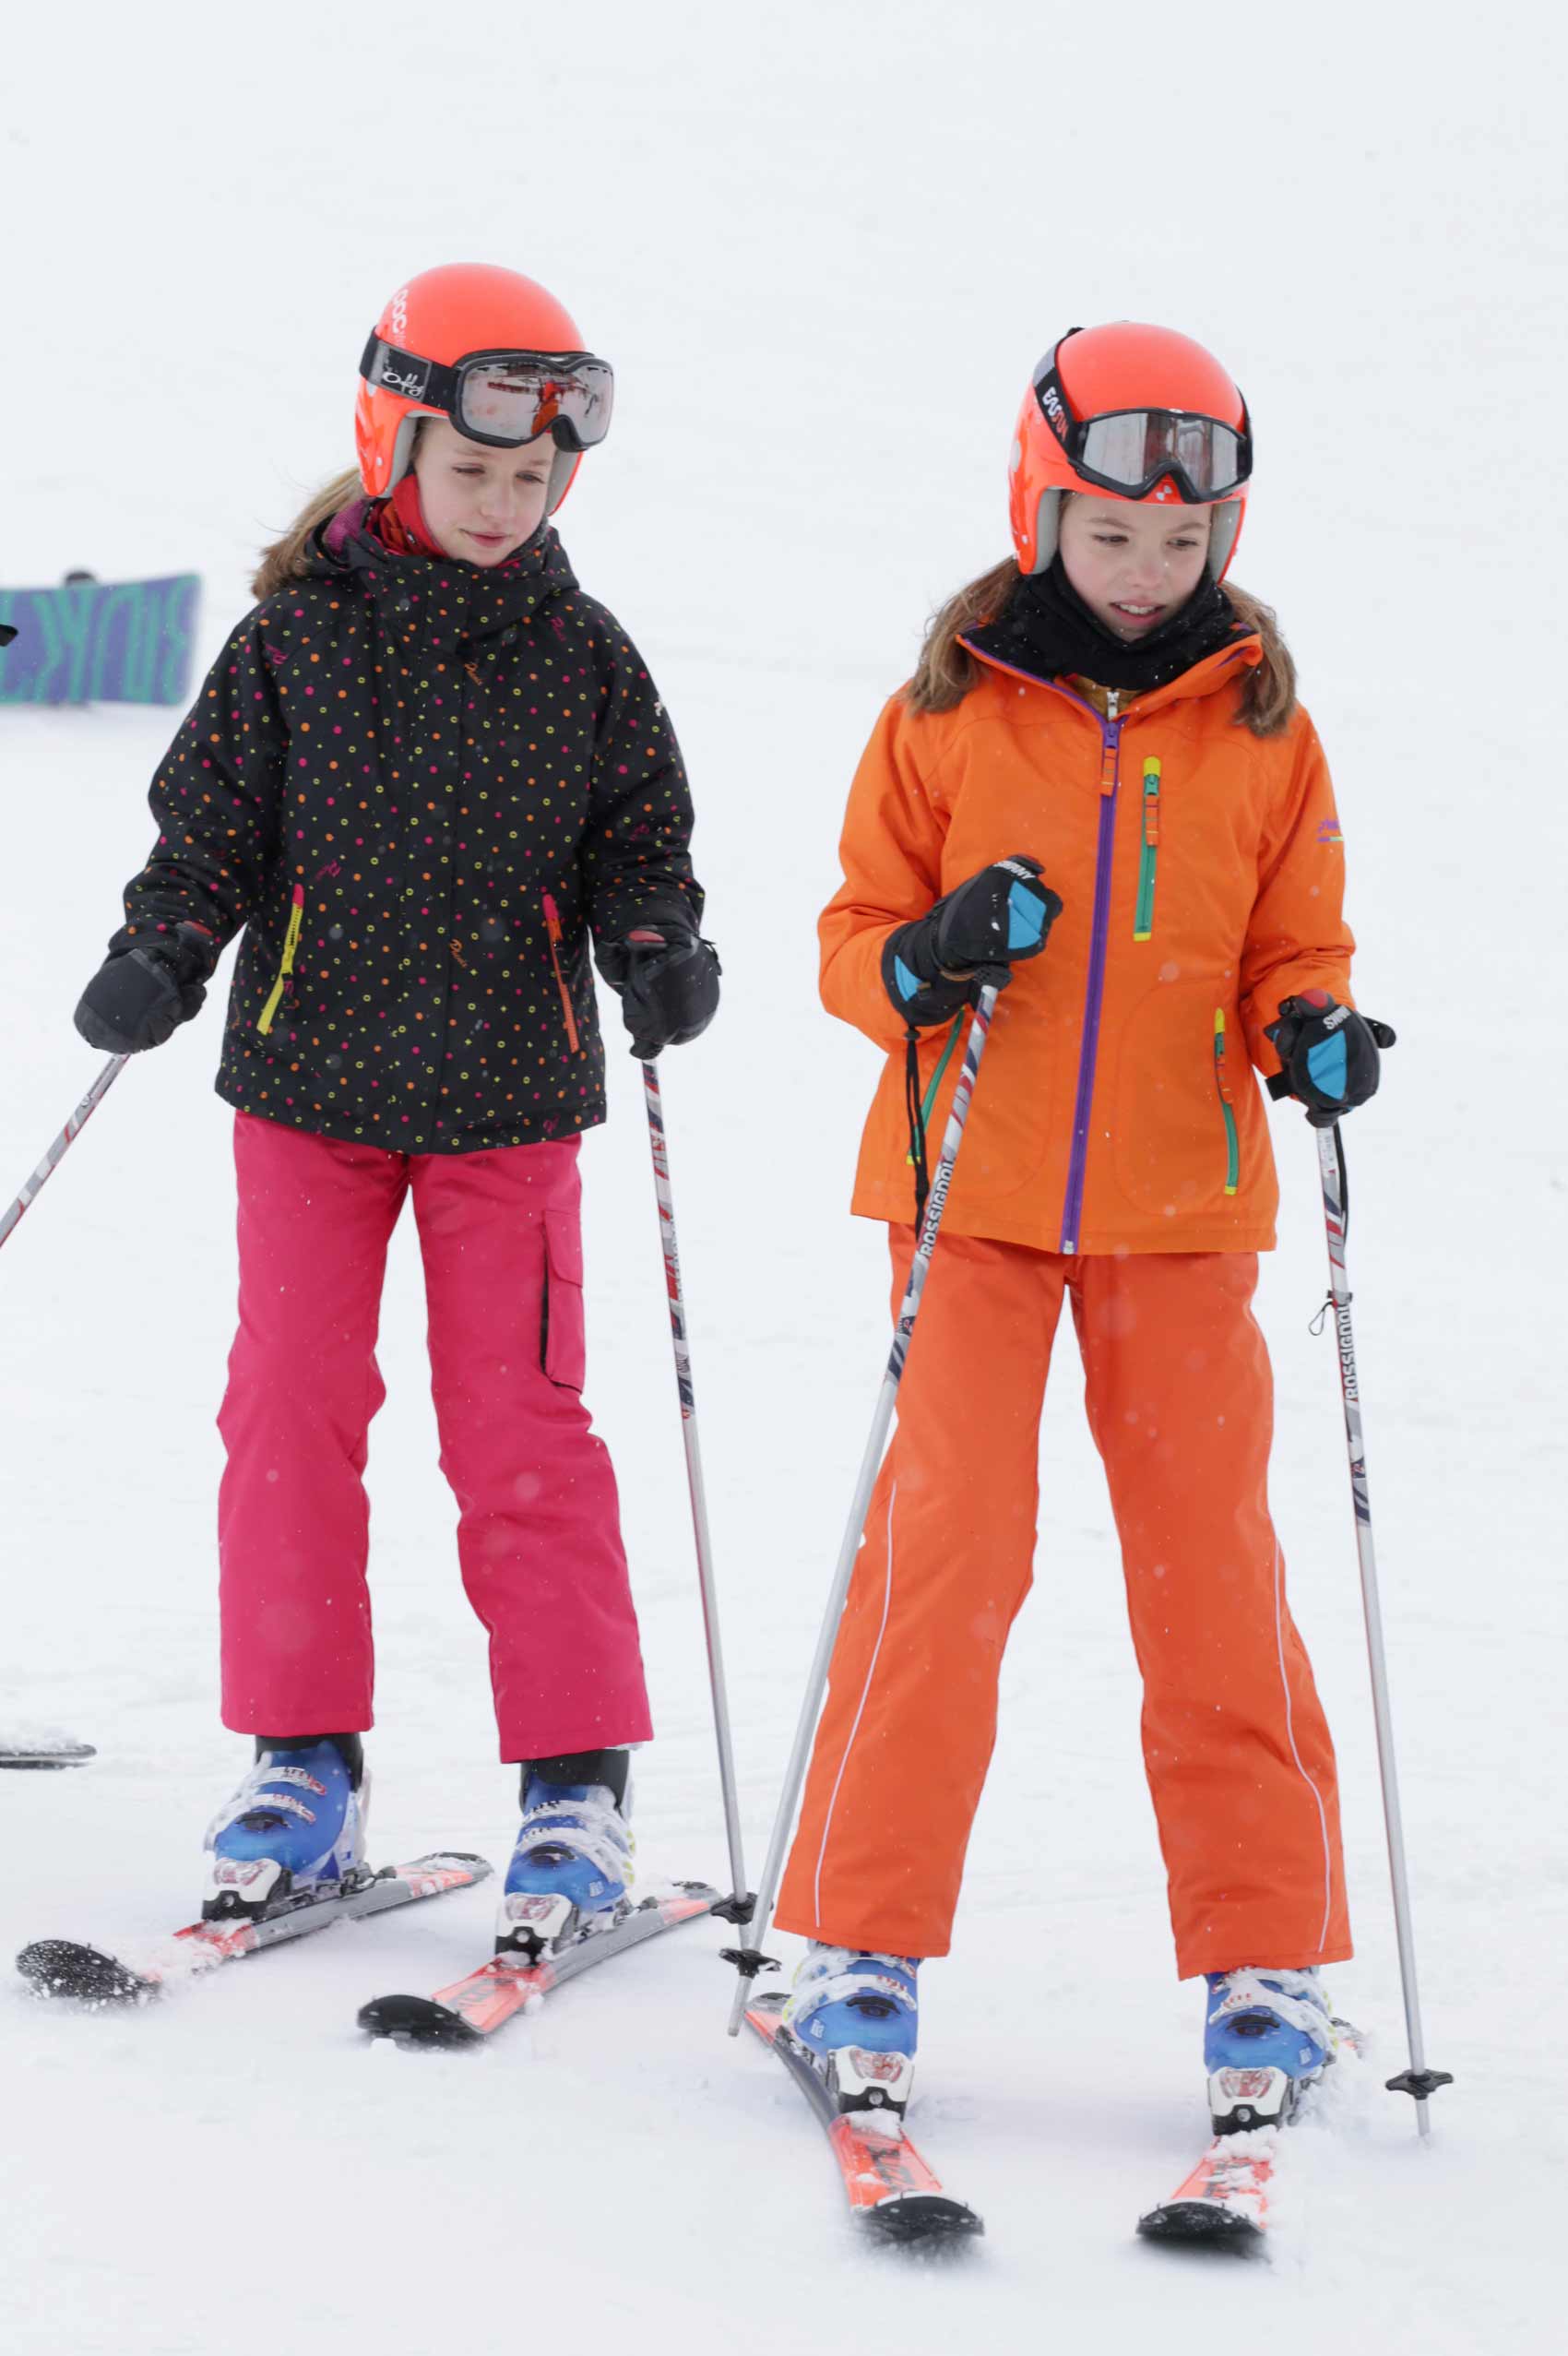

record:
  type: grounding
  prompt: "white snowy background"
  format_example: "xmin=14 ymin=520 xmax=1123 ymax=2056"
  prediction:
xmin=2 ymin=6 xmax=1563 ymax=2350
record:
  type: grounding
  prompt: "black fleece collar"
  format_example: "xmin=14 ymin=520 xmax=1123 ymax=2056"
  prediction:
xmin=966 ymin=556 xmax=1245 ymax=695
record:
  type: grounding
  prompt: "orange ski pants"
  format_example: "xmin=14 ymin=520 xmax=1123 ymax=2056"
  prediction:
xmin=776 ymin=1232 xmax=1350 ymax=1979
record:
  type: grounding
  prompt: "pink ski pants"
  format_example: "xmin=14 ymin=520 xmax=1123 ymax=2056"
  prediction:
xmin=217 ymin=1113 xmax=651 ymax=1758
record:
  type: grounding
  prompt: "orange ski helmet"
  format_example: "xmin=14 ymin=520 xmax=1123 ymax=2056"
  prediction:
xmin=1008 ymin=322 xmax=1251 ymax=580
xmin=354 ymin=262 xmax=613 ymax=509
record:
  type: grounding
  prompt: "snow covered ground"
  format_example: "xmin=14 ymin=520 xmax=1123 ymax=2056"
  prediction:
xmin=3 ymin=6 xmax=1564 ymax=2349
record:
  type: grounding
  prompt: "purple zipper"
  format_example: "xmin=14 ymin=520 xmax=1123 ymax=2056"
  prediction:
xmin=1060 ymin=713 xmax=1122 ymax=1253
xmin=951 ymin=637 xmax=1126 ymax=1254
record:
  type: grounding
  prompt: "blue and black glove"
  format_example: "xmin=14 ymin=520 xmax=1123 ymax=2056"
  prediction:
xmin=882 ymin=854 xmax=1063 ymax=1026
xmin=1265 ymin=991 xmax=1396 ymax=1128
xmin=74 ymin=922 xmax=217 ymax=1054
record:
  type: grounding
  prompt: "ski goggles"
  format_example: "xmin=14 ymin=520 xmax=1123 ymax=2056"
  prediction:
xmin=359 ymin=335 xmax=614 ymax=452
xmin=1032 ymin=345 xmax=1251 ymax=504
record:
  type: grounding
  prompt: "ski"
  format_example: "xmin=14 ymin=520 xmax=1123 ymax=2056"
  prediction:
xmin=1138 ymin=2025 xmax=1364 ymax=2247
xmin=744 ymin=1991 xmax=983 ymax=2246
xmin=1136 ymin=2129 xmax=1277 ymax=2245
xmin=16 ymin=1852 xmax=491 ymax=2005
xmin=358 ymin=1880 xmax=719 ymax=2046
xmin=0 ymin=1737 xmax=96 ymax=1770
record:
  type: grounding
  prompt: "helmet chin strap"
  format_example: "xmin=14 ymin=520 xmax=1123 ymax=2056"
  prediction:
xmin=1029 ymin=490 xmax=1242 ymax=581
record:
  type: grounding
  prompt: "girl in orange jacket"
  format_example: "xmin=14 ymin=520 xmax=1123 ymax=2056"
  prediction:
xmin=774 ymin=323 xmax=1395 ymax=2143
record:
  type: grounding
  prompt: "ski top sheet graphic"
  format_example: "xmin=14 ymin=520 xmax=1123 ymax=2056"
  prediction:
xmin=17 ymin=1853 xmax=492 ymax=2003
xmin=0 ymin=573 xmax=201 ymax=706
xmin=745 ymin=1992 xmax=983 ymax=2245
xmin=358 ymin=1884 xmax=719 ymax=2046
xmin=1136 ymin=2131 xmax=1277 ymax=2243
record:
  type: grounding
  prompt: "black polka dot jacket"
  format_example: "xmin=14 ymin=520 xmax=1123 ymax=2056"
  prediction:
xmin=109 ymin=512 xmax=703 ymax=1151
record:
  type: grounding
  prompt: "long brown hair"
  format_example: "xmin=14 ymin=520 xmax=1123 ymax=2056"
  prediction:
xmin=252 ymin=467 xmax=362 ymax=602
xmin=908 ymin=555 xmax=1297 ymax=736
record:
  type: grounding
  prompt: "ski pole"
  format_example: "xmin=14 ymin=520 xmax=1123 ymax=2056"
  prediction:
xmin=724 ymin=975 xmax=1006 ymax=2034
xmin=1314 ymin=1120 xmax=1452 ymax=2136
xmin=0 ymin=1055 xmax=129 ymax=1255
xmin=639 ymin=1055 xmax=753 ymax=1934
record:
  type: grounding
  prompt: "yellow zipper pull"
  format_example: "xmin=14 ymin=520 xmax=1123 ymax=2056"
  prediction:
xmin=257 ymin=886 xmax=305 ymax=1037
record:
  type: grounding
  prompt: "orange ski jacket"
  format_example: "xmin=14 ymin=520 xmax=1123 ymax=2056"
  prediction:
xmin=822 ymin=632 xmax=1354 ymax=1254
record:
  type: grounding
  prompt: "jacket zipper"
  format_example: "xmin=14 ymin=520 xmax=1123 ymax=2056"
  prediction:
xmin=1134 ymin=757 xmax=1161 ymax=941
xmin=541 ymin=892 xmax=582 ymax=1055
xmin=256 ymin=886 xmax=304 ymax=1036
xmin=1213 ymin=1009 xmax=1241 ymax=1196
xmin=1061 ymin=692 xmax=1122 ymax=1253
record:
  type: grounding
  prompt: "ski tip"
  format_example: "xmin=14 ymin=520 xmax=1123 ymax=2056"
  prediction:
xmin=357 ymin=1993 xmax=483 ymax=2049
xmin=1136 ymin=2199 xmax=1264 ymax=2249
xmin=16 ymin=1938 xmax=151 ymax=2005
xmin=862 ymin=2193 xmax=985 ymax=2249
xmin=398 ymin=1851 xmax=494 ymax=1885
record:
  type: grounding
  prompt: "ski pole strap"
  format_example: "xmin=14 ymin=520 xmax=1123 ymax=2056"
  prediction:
xmin=902 ymin=1008 xmax=967 ymax=1234
xmin=903 ymin=1023 xmax=931 ymax=1236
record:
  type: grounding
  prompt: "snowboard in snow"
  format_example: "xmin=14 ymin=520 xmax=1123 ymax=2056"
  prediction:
xmin=0 ymin=572 xmax=201 ymax=705
xmin=16 ymin=1852 xmax=491 ymax=2003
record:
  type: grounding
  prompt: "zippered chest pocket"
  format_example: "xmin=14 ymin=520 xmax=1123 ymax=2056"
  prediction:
xmin=1134 ymin=758 xmax=1161 ymax=941
xmin=1213 ymin=1008 xmax=1241 ymax=1196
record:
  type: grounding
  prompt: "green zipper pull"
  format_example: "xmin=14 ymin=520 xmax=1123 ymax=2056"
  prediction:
xmin=1134 ymin=757 xmax=1161 ymax=942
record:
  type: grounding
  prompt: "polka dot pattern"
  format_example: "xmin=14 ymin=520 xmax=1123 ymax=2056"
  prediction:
xmin=113 ymin=518 xmax=701 ymax=1150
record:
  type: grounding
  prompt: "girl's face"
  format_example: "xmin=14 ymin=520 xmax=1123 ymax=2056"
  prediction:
xmin=412 ymin=416 xmax=555 ymax=564
xmin=1058 ymin=494 xmax=1212 ymax=640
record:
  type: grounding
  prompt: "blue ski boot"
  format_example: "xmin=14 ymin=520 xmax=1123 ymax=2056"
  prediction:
xmin=782 ymin=1945 xmax=920 ymax=2133
xmin=1205 ymin=1966 xmax=1336 ymax=2133
xmin=202 ymin=1737 xmax=368 ymax=1922
xmin=495 ymin=1749 xmax=634 ymax=1961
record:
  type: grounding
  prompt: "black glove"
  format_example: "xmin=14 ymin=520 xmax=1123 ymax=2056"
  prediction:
xmin=74 ymin=922 xmax=217 ymax=1054
xmin=883 ymin=853 xmax=1063 ymax=1026
xmin=598 ymin=922 xmax=720 ymax=1061
xmin=1265 ymin=991 xmax=1396 ymax=1128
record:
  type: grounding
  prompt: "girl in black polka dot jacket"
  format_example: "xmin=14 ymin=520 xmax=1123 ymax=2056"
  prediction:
xmin=73 ymin=264 xmax=719 ymax=1942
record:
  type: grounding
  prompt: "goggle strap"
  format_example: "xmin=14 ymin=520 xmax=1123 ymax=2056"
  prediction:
xmin=360 ymin=334 xmax=459 ymax=416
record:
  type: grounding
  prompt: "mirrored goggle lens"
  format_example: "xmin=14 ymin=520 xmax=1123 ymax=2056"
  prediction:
xmin=1078 ymin=410 xmax=1246 ymax=496
xmin=456 ymin=356 xmax=614 ymax=450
